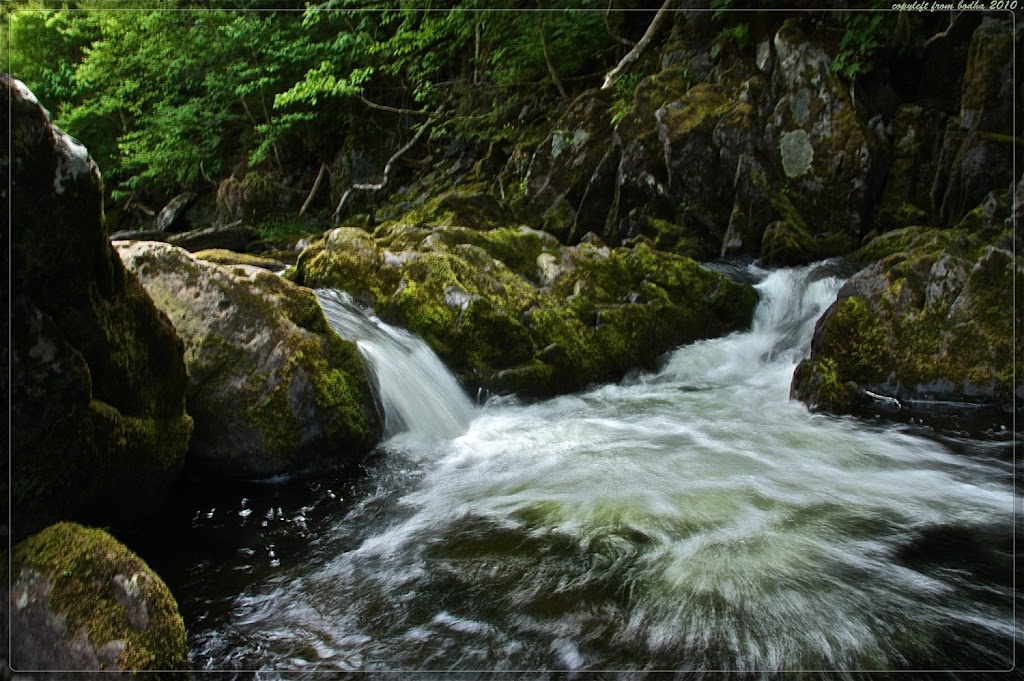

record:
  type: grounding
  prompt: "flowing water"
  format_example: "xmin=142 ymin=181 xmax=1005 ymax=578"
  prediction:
xmin=142 ymin=261 xmax=1017 ymax=677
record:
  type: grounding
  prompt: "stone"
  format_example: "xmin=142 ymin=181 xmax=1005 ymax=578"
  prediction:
xmin=295 ymin=220 xmax=758 ymax=399
xmin=152 ymin=192 xmax=195 ymax=232
xmin=6 ymin=76 xmax=192 ymax=542
xmin=8 ymin=522 xmax=189 ymax=675
xmin=792 ymin=224 xmax=1020 ymax=414
xmin=116 ymin=241 xmax=381 ymax=478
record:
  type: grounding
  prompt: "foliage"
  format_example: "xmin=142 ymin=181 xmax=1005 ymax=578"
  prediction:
xmin=609 ymin=71 xmax=644 ymax=126
xmin=829 ymin=12 xmax=894 ymax=80
xmin=5 ymin=1 xmax=638 ymax=203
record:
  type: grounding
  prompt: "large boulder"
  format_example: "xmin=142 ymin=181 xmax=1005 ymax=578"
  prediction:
xmin=6 ymin=76 xmax=192 ymax=542
xmin=791 ymin=217 xmax=1020 ymax=414
xmin=8 ymin=522 xmax=188 ymax=675
xmin=293 ymin=222 xmax=758 ymax=398
xmin=115 ymin=241 xmax=381 ymax=478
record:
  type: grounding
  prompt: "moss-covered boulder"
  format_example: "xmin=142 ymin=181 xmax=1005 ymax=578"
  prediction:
xmin=6 ymin=76 xmax=192 ymax=542
xmin=294 ymin=222 xmax=757 ymax=398
xmin=9 ymin=522 xmax=188 ymax=675
xmin=791 ymin=224 xmax=1020 ymax=414
xmin=116 ymin=241 xmax=381 ymax=478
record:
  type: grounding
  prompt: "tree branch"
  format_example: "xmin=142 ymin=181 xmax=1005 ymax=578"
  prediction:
xmin=922 ymin=11 xmax=962 ymax=49
xmin=332 ymin=107 xmax=445 ymax=223
xmin=299 ymin=162 xmax=328 ymax=216
xmin=605 ymin=0 xmax=635 ymax=47
xmin=356 ymin=94 xmax=430 ymax=116
xmin=601 ymin=0 xmax=675 ymax=91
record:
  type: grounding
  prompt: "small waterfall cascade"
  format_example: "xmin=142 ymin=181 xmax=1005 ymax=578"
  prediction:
xmin=316 ymin=288 xmax=474 ymax=442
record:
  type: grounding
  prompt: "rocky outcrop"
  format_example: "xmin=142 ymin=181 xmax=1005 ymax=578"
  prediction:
xmin=8 ymin=522 xmax=188 ymax=676
xmin=791 ymin=203 xmax=1019 ymax=414
xmin=488 ymin=14 xmax=1016 ymax=270
xmin=116 ymin=241 xmax=381 ymax=478
xmin=6 ymin=76 xmax=192 ymax=542
xmin=933 ymin=17 xmax=1017 ymax=228
xmin=293 ymin=221 xmax=758 ymax=398
xmin=498 ymin=19 xmax=890 ymax=266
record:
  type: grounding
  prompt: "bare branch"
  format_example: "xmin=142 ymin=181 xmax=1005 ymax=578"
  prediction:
xmin=356 ymin=94 xmax=430 ymax=116
xmin=605 ymin=0 xmax=635 ymax=47
xmin=299 ymin=162 xmax=328 ymax=217
xmin=922 ymin=11 xmax=962 ymax=49
xmin=332 ymin=107 xmax=445 ymax=223
xmin=601 ymin=0 xmax=675 ymax=91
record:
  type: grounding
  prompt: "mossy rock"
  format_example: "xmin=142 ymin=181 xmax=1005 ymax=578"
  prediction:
xmin=117 ymin=241 xmax=381 ymax=478
xmin=515 ymin=88 xmax=616 ymax=241
xmin=875 ymin=104 xmax=951 ymax=232
xmin=10 ymin=522 xmax=188 ymax=675
xmin=7 ymin=76 xmax=192 ymax=542
xmin=296 ymin=225 xmax=758 ymax=399
xmin=792 ymin=225 xmax=1020 ymax=414
xmin=193 ymin=248 xmax=287 ymax=271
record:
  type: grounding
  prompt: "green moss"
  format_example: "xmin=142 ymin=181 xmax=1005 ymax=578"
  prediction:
xmin=852 ymin=227 xmax=931 ymax=265
xmin=13 ymin=522 xmax=188 ymax=672
xmin=817 ymin=297 xmax=890 ymax=384
xmin=194 ymin=249 xmax=287 ymax=271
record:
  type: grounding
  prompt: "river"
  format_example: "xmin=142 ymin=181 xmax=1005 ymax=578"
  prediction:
xmin=137 ymin=261 xmax=1017 ymax=678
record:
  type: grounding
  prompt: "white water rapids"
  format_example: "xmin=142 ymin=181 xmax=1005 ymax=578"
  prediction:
xmin=184 ymin=262 xmax=1015 ymax=676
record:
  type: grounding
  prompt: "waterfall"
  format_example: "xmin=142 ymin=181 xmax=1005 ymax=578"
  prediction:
xmin=316 ymin=289 xmax=474 ymax=442
xmin=184 ymin=264 xmax=1012 ymax=674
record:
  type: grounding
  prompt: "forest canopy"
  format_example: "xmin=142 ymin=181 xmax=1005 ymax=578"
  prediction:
xmin=4 ymin=0 xmax=639 ymax=200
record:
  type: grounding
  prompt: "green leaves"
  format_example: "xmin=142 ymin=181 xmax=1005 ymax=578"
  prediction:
xmin=275 ymin=62 xmax=375 ymax=108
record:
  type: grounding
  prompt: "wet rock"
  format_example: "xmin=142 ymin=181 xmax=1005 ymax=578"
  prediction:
xmin=792 ymin=218 xmax=1020 ymax=414
xmin=6 ymin=76 xmax=192 ymax=542
xmin=116 ymin=241 xmax=381 ymax=478
xmin=8 ymin=522 xmax=189 ymax=676
xmin=295 ymin=221 xmax=757 ymax=398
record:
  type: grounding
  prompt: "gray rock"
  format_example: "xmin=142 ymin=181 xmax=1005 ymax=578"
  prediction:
xmin=6 ymin=75 xmax=191 ymax=542
xmin=116 ymin=240 xmax=381 ymax=478
xmin=152 ymin=192 xmax=195 ymax=232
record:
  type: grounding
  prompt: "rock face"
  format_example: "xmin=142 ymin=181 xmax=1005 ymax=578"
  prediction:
xmin=9 ymin=522 xmax=189 ymax=675
xmin=791 ymin=218 xmax=1020 ymax=414
xmin=6 ymin=76 xmax=193 ymax=542
xmin=116 ymin=241 xmax=381 ymax=478
xmin=294 ymin=221 xmax=758 ymax=398
xmin=490 ymin=15 xmax=1016 ymax=269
